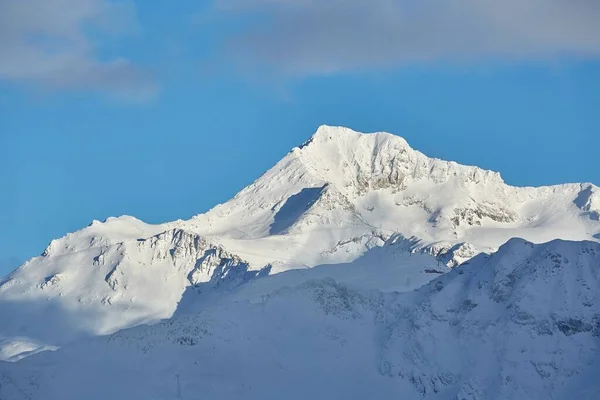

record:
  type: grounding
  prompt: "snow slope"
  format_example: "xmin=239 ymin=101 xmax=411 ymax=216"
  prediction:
xmin=1 ymin=125 xmax=598 ymax=361
xmin=1 ymin=238 xmax=598 ymax=400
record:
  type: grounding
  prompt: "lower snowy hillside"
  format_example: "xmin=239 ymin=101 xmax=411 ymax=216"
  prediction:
xmin=0 ymin=227 xmax=442 ymax=362
xmin=0 ymin=228 xmax=270 ymax=361
xmin=1 ymin=238 xmax=598 ymax=400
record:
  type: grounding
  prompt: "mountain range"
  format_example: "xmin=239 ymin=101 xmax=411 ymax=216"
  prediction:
xmin=0 ymin=126 xmax=598 ymax=399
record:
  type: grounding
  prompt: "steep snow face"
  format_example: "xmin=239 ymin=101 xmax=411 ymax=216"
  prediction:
xmin=1 ymin=239 xmax=598 ymax=400
xmin=0 ymin=228 xmax=268 ymax=361
xmin=186 ymin=125 xmax=600 ymax=268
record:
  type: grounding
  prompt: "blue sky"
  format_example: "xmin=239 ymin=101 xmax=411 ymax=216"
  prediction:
xmin=1 ymin=0 xmax=600 ymax=276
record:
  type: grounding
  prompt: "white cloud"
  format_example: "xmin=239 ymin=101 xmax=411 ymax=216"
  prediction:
xmin=216 ymin=0 xmax=600 ymax=75
xmin=0 ymin=0 xmax=157 ymax=100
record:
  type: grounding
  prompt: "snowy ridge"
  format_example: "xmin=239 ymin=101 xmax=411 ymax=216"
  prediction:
xmin=1 ymin=239 xmax=598 ymax=399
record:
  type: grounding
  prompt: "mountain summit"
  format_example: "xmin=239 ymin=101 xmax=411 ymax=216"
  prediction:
xmin=1 ymin=125 xmax=598 ymax=361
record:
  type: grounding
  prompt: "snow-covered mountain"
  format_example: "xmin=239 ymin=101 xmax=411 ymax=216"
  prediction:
xmin=187 ymin=125 xmax=599 ymax=268
xmin=1 ymin=238 xmax=598 ymax=400
xmin=1 ymin=125 xmax=598 ymax=361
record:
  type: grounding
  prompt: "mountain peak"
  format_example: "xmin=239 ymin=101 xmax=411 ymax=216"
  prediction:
xmin=292 ymin=125 xmax=503 ymax=197
xmin=300 ymin=125 xmax=411 ymax=151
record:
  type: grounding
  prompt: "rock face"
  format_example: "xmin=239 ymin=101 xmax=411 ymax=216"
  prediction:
xmin=1 ymin=125 xmax=599 ymax=361
xmin=1 ymin=239 xmax=598 ymax=400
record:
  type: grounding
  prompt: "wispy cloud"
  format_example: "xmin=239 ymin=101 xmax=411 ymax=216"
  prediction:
xmin=0 ymin=0 xmax=157 ymax=100
xmin=215 ymin=0 xmax=600 ymax=75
